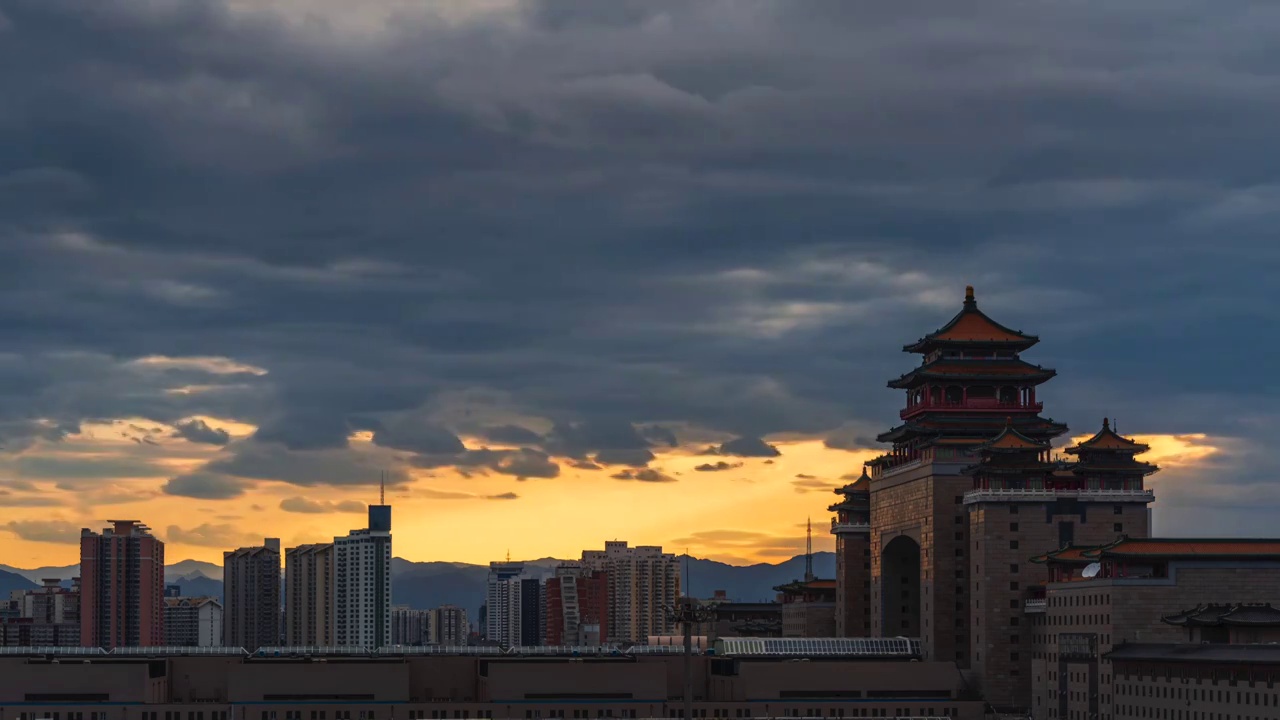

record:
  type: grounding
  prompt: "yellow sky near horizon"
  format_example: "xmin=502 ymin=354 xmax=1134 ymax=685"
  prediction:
xmin=0 ymin=414 xmax=1224 ymax=570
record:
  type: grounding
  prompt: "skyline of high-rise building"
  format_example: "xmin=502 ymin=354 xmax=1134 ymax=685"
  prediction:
xmin=545 ymin=563 xmax=608 ymax=645
xmin=79 ymin=520 xmax=165 ymax=649
xmin=164 ymin=596 xmax=223 ymax=647
xmin=334 ymin=503 xmax=392 ymax=647
xmin=222 ymin=538 xmax=281 ymax=651
xmin=484 ymin=561 xmax=525 ymax=647
xmin=390 ymin=606 xmax=432 ymax=645
xmin=0 ymin=577 xmax=81 ymax=647
xmin=284 ymin=542 xmax=335 ymax=646
xmin=581 ymin=541 xmax=680 ymax=644
xmin=429 ymin=604 xmax=469 ymax=646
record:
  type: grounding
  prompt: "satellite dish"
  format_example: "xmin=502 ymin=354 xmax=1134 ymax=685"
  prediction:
xmin=1082 ymin=563 xmax=1101 ymax=578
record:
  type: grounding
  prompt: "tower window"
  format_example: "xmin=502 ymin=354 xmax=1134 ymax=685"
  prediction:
xmin=1113 ymin=505 xmax=1123 ymax=515
xmin=1009 ymin=540 xmax=1019 ymax=550
xmin=1113 ymin=523 xmax=1123 ymax=532
xmin=1010 ymin=522 xmax=1019 ymax=532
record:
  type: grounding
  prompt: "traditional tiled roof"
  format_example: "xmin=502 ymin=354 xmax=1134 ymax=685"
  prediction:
xmin=888 ymin=358 xmax=1056 ymax=388
xmin=903 ymin=287 xmax=1039 ymax=353
xmin=1162 ymin=604 xmax=1280 ymax=628
xmin=980 ymin=421 xmax=1050 ymax=451
xmin=1065 ymin=418 xmax=1150 ymax=454
xmin=875 ymin=415 xmax=1068 ymax=445
xmin=1030 ymin=544 xmax=1103 ymax=565
xmin=1083 ymin=537 xmax=1280 ymax=559
xmin=832 ymin=468 xmax=870 ymax=495
xmin=1105 ymin=643 xmax=1280 ymax=665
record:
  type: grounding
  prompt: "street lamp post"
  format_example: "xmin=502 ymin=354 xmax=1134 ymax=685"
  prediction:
xmin=663 ymin=598 xmax=717 ymax=720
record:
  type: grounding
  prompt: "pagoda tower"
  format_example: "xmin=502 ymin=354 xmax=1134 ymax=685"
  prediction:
xmin=870 ymin=284 xmax=1067 ymax=470
xmin=865 ymin=286 xmax=1068 ymax=670
xmin=828 ymin=468 xmax=871 ymax=636
xmin=1064 ymin=417 xmax=1160 ymax=493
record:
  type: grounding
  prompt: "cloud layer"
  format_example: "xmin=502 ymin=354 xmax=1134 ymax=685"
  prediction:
xmin=0 ymin=0 xmax=1275 ymax=539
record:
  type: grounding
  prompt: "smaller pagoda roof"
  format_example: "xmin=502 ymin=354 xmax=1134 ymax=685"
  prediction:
xmin=833 ymin=468 xmax=870 ymax=495
xmin=1065 ymin=418 xmax=1150 ymax=454
xmin=876 ymin=414 xmax=1068 ymax=445
xmin=1030 ymin=544 xmax=1102 ymax=565
xmin=903 ymin=286 xmax=1039 ymax=354
xmin=1162 ymin=604 xmax=1280 ymax=628
xmin=979 ymin=421 xmax=1050 ymax=452
xmin=1082 ymin=537 xmax=1280 ymax=560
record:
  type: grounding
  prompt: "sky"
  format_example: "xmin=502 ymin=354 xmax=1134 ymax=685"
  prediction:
xmin=0 ymin=0 xmax=1277 ymax=568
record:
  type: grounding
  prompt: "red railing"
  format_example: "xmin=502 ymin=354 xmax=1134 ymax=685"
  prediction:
xmin=901 ymin=399 xmax=1042 ymax=419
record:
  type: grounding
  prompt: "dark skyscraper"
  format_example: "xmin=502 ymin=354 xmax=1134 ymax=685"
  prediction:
xmin=519 ymin=577 xmax=544 ymax=646
xmin=223 ymin=538 xmax=281 ymax=651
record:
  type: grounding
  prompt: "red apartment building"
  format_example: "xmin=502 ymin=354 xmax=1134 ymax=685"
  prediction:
xmin=80 ymin=520 xmax=165 ymax=649
xmin=545 ymin=565 xmax=608 ymax=645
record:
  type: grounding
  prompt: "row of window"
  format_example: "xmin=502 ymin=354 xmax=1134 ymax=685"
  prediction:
xmin=1118 ymin=684 xmax=1280 ymax=706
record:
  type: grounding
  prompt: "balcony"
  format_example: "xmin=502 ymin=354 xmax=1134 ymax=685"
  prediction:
xmin=901 ymin=398 xmax=1042 ymax=420
xmin=963 ymin=488 xmax=1154 ymax=505
xmin=830 ymin=518 xmax=871 ymax=535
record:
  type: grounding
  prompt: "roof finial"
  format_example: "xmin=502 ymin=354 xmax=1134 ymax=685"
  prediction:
xmin=1102 ymin=417 xmax=1110 ymax=430
xmin=1005 ymin=416 xmax=1013 ymax=427
xmin=965 ymin=285 xmax=975 ymax=304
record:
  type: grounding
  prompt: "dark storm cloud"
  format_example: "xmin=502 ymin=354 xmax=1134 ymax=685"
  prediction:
xmin=0 ymin=0 xmax=1277 ymax=519
xmin=610 ymin=468 xmax=676 ymax=483
xmin=172 ymin=418 xmax=231 ymax=446
xmin=694 ymin=461 xmax=742 ymax=472
xmin=279 ymin=497 xmax=366 ymax=514
xmin=714 ymin=437 xmax=782 ymax=458
xmin=593 ymin=448 xmax=656 ymax=467
xmin=2 ymin=520 xmax=82 ymax=544
xmin=478 ymin=425 xmax=545 ymax=445
xmin=162 ymin=472 xmax=251 ymax=500
xmin=410 ymin=447 xmax=560 ymax=480
xmin=371 ymin=422 xmax=467 ymax=455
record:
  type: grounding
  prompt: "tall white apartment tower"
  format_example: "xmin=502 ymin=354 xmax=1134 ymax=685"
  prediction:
xmin=485 ymin=561 xmax=525 ymax=647
xmin=334 ymin=502 xmax=392 ymax=648
xmin=582 ymin=540 xmax=681 ymax=644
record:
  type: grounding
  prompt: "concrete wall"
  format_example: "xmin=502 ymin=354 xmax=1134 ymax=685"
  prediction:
xmin=0 ymin=660 xmax=161 ymax=703
xmin=1030 ymin=562 xmax=1280 ymax=720
xmin=0 ymin=654 xmax=983 ymax=720
xmin=228 ymin=659 xmax=410 ymax=701
xmin=970 ymin=500 xmax=1149 ymax=710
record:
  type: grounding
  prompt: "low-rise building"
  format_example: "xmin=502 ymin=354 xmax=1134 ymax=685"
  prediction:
xmin=164 ymin=597 xmax=224 ymax=647
xmin=1028 ymin=537 xmax=1280 ymax=720
xmin=0 ymin=638 xmax=981 ymax=719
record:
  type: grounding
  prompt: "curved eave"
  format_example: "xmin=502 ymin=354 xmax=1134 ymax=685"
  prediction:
xmin=1072 ymin=463 xmax=1160 ymax=476
xmin=903 ymin=336 xmax=1039 ymax=354
xmin=888 ymin=367 xmax=1057 ymax=389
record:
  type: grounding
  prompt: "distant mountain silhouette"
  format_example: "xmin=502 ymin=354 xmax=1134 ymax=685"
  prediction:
xmin=3 ymin=552 xmax=836 ymax=611
xmin=0 ymin=569 xmax=38 ymax=597
xmin=166 ymin=559 xmax=221 ymax=580
xmin=389 ymin=552 xmax=836 ymax=611
xmin=0 ymin=559 xmax=222 ymax=585
xmin=0 ymin=563 xmax=79 ymax=585
xmin=172 ymin=574 xmax=225 ymax=601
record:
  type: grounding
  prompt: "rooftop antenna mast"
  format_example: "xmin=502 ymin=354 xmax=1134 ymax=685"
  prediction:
xmin=685 ymin=547 xmax=691 ymax=598
xmin=379 ymin=471 xmax=385 ymax=505
xmin=804 ymin=517 xmax=815 ymax=583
